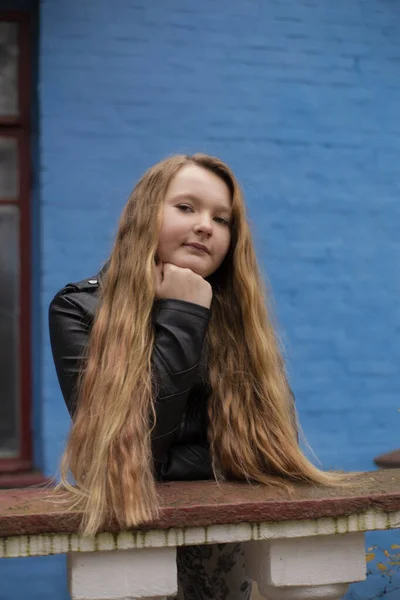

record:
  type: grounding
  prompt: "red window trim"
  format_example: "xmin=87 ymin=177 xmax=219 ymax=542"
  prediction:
xmin=0 ymin=11 xmax=33 ymax=475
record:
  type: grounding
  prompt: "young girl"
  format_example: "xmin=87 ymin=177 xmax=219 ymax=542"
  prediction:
xmin=49 ymin=153 xmax=341 ymax=600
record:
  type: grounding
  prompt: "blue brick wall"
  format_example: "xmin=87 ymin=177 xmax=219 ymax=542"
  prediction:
xmin=40 ymin=0 xmax=400 ymax=476
xmin=3 ymin=0 xmax=400 ymax=598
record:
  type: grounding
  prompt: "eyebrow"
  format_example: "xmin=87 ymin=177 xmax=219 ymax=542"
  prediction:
xmin=172 ymin=193 xmax=232 ymax=215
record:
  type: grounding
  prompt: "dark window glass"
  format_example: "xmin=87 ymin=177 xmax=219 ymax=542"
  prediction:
xmin=0 ymin=136 xmax=18 ymax=198
xmin=0 ymin=204 xmax=20 ymax=457
xmin=0 ymin=22 xmax=18 ymax=118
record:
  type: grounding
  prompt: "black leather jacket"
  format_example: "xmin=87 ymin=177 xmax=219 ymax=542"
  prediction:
xmin=49 ymin=273 xmax=213 ymax=482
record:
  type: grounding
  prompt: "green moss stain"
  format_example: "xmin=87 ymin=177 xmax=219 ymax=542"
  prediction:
xmin=357 ymin=513 xmax=366 ymax=532
xmin=139 ymin=530 xmax=146 ymax=548
xmin=249 ymin=524 xmax=255 ymax=541
xmin=163 ymin=529 xmax=169 ymax=547
xmin=334 ymin=520 xmax=339 ymax=535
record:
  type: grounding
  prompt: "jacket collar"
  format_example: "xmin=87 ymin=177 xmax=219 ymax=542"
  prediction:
xmin=97 ymin=259 xmax=110 ymax=287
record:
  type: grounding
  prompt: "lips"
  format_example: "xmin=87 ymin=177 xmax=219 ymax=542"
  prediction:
xmin=184 ymin=243 xmax=210 ymax=254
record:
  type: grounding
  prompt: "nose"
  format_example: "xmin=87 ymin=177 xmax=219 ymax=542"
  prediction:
xmin=193 ymin=213 xmax=213 ymax=237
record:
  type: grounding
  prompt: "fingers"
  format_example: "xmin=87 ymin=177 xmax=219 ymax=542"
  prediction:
xmin=157 ymin=261 xmax=164 ymax=278
xmin=163 ymin=263 xmax=195 ymax=275
xmin=155 ymin=262 xmax=212 ymax=308
xmin=154 ymin=262 xmax=164 ymax=295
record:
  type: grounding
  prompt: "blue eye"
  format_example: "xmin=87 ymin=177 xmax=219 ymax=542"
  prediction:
xmin=177 ymin=204 xmax=193 ymax=213
xmin=214 ymin=216 xmax=230 ymax=226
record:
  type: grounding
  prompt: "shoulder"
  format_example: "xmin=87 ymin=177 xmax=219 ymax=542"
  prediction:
xmin=49 ymin=276 xmax=100 ymax=321
xmin=56 ymin=276 xmax=100 ymax=295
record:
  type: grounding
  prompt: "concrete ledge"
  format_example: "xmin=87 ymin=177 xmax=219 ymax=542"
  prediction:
xmin=374 ymin=448 xmax=400 ymax=469
xmin=2 ymin=471 xmax=400 ymax=600
xmin=0 ymin=470 xmax=400 ymax=538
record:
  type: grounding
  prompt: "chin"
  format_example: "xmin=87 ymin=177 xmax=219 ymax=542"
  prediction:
xmin=183 ymin=263 xmax=208 ymax=277
xmin=171 ymin=257 xmax=209 ymax=278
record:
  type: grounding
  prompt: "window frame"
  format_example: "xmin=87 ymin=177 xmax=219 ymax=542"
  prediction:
xmin=0 ymin=11 xmax=33 ymax=474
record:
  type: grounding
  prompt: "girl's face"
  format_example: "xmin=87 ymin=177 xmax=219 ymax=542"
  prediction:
xmin=157 ymin=164 xmax=232 ymax=278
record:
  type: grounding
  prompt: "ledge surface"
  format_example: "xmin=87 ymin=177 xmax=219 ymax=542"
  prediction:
xmin=0 ymin=469 xmax=400 ymax=537
xmin=374 ymin=448 xmax=400 ymax=469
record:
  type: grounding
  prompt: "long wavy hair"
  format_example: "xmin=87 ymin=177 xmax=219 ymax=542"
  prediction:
xmin=59 ymin=153 xmax=345 ymax=535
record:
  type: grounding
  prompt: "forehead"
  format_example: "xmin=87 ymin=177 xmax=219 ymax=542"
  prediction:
xmin=166 ymin=164 xmax=232 ymax=209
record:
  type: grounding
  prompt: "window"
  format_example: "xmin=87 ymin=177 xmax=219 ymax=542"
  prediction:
xmin=0 ymin=12 xmax=33 ymax=480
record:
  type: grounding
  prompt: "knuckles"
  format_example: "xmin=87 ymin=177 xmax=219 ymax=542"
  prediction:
xmin=164 ymin=264 xmax=200 ymax=279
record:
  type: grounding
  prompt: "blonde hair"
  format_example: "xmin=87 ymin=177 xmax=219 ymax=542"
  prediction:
xmin=59 ymin=153 xmax=345 ymax=535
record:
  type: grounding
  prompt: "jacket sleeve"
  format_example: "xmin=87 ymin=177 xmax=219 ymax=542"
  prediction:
xmin=150 ymin=299 xmax=210 ymax=473
xmin=48 ymin=290 xmax=93 ymax=416
xmin=49 ymin=289 xmax=210 ymax=476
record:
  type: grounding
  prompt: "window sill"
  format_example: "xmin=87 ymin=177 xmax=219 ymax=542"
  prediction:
xmin=0 ymin=471 xmax=53 ymax=489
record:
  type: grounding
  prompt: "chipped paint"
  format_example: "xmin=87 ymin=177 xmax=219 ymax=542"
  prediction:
xmin=1 ymin=508 xmax=400 ymax=559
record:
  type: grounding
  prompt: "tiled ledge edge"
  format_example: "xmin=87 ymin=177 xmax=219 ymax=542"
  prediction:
xmin=2 ymin=506 xmax=400 ymax=558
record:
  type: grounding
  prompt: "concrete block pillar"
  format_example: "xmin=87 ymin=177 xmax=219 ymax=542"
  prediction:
xmin=245 ymin=532 xmax=366 ymax=600
xmin=68 ymin=547 xmax=178 ymax=600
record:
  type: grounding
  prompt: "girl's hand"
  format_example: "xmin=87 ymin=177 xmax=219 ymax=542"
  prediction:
xmin=155 ymin=262 xmax=212 ymax=309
